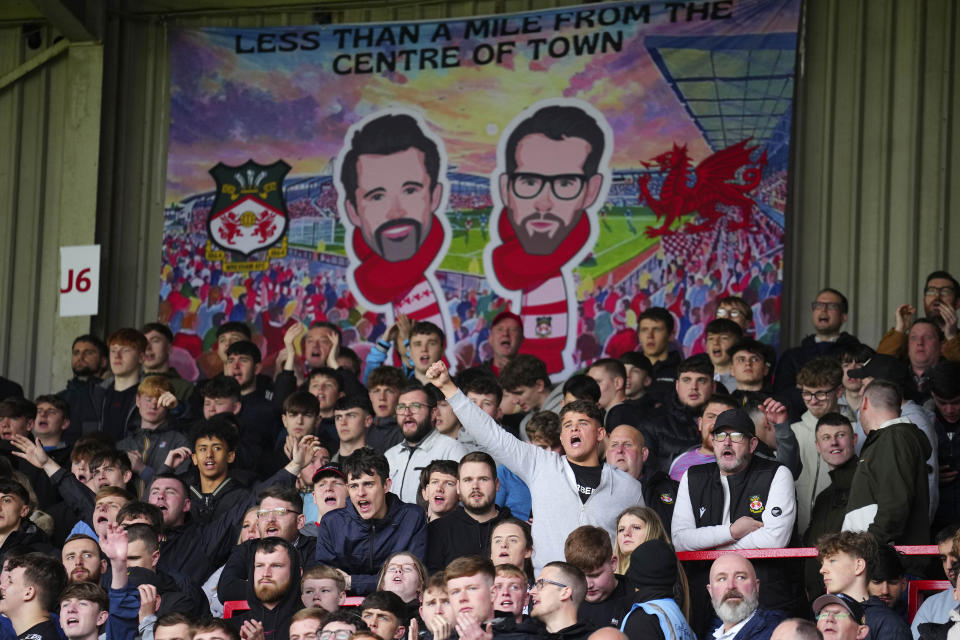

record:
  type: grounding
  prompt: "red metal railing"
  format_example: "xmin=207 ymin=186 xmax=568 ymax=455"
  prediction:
xmin=675 ymin=545 xmax=938 ymax=562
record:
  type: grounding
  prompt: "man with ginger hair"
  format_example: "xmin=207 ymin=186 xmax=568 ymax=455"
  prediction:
xmin=227 ymin=538 xmax=304 ymax=640
xmin=100 ymin=328 xmax=149 ymax=441
xmin=116 ymin=375 xmax=191 ymax=496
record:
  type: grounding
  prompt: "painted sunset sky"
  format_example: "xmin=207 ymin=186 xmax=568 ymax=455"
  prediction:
xmin=166 ymin=0 xmax=800 ymax=200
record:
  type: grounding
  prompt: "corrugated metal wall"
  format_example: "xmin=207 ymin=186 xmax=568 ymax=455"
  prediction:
xmin=1 ymin=0 xmax=958 ymax=395
xmin=0 ymin=26 xmax=103 ymax=394
xmin=787 ymin=0 xmax=960 ymax=344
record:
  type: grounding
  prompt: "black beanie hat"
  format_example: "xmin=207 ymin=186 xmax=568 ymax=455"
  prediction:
xmin=625 ymin=539 xmax=677 ymax=587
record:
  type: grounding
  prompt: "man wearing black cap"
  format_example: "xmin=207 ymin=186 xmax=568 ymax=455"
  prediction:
xmin=619 ymin=540 xmax=695 ymax=640
xmin=671 ymin=408 xmax=797 ymax=632
xmin=842 ymin=375 xmax=932 ymax=547
xmin=483 ymin=311 xmax=524 ymax=377
xmin=813 ymin=593 xmax=869 ymax=640
xmin=672 ymin=408 xmax=795 ymax=552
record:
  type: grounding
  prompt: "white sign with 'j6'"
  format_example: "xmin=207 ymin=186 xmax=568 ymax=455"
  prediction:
xmin=60 ymin=245 xmax=100 ymax=317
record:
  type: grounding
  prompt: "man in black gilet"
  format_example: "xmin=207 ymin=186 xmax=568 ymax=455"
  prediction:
xmin=671 ymin=408 xmax=801 ymax=637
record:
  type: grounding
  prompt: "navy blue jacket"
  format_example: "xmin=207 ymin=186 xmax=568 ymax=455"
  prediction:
xmin=714 ymin=607 xmax=785 ymax=640
xmin=314 ymin=492 xmax=427 ymax=595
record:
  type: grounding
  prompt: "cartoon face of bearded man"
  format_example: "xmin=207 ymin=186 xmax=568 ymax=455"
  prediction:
xmin=340 ymin=113 xmax=444 ymax=262
xmin=498 ymin=106 xmax=606 ymax=255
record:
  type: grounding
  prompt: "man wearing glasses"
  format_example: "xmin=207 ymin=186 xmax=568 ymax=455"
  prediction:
xmin=878 ymin=270 xmax=960 ymax=363
xmin=384 ymin=381 xmax=466 ymax=504
xmin=529 ymin=562 xmax=592 ymax=640
xmin=672 ymin=409 xmax=797 ymax=631
xmin=791 ymin=357 xmax=853 ymax=534
xmin=673 ymin=408 xmax=795 ymax=551
xmin=485 ymin=99 xmax=611 ymax=376
xmin=813 ymin=593 xmax=869 ymax=640
xmin=774 ymin=288 xmax=860 ymax=397
xmin=218 ymin=487 xmax=317 ymax=602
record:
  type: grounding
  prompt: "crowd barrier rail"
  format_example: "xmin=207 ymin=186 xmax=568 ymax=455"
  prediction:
xmin=675 ymin=545 xmax=938 ymax=562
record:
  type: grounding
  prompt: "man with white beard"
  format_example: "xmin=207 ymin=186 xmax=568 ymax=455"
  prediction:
xmin=706 ymin=554 xmax=784 ymax=640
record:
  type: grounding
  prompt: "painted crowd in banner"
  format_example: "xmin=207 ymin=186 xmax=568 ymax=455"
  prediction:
xmin=162 ymin=0 xmax=799 ymax=380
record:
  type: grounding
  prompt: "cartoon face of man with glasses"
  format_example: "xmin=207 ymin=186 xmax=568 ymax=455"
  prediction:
xmin=485 ymin=99 xmax=612 ymax=377
xmin=498 ymin=112 xmax=606 ymax=256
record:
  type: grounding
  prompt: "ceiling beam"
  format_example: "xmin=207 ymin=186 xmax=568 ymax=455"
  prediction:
xmin=27 ymin=0 xmax=96 ymax=42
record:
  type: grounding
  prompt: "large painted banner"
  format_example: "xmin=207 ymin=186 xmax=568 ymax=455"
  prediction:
xmin=163 ymin=0 xmax=799 ymax=380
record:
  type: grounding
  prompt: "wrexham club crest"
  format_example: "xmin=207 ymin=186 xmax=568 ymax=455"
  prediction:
xmin=208 ymin=160 xmax=290 ymax=258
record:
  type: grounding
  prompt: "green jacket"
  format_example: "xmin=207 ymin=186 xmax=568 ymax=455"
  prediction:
xmin=842 ymin=418 xmax=932 ymax=545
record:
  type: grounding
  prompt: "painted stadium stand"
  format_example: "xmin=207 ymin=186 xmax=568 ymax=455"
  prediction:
xmin=645 ymin=33 xmax=795 ymax=229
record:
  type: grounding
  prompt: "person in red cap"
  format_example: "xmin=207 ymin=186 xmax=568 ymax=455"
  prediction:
xmin=482 ymin=311 xmax=523 ymax=377
xmin=484 ymin=99 xmax=611 ymax=377
xmin=305 ymin=461 xmax=348 ymax=534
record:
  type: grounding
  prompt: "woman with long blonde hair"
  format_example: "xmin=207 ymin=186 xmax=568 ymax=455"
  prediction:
xmin=614 ymin=506 xmax=691 ymax=620
xmin=614 ymin=506 xmax=667 ymax=573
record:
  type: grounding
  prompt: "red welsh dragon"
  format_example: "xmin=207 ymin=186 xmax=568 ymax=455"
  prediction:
xmin=638 ymin=138 xmax=767 ymax=237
